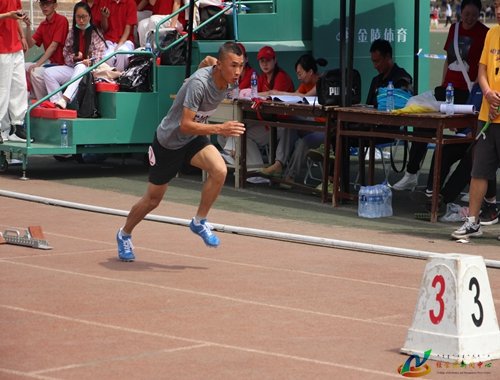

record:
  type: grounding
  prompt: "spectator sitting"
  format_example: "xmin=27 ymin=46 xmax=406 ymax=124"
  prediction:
xmin=24 ymin=0 xmax=69 ymax=102
xmin=100 ymin=0 xmax=137 ymax=71
xmin=43 ymin=1 xmax=107 ymax=109
xmin=234 ymin=42 xmax=255 ymax=90
xmin=137 ymin=0 xmax=184 ymax=47
xmin=348 ymin=39 xmax=412 ymax=164
xmin=261 ymin=54 xmax=328 ymax=182
xmin=223 ymin=45 xmax=295 ymax=169
xmin=134 ymin=0 xmax=152 ymax=46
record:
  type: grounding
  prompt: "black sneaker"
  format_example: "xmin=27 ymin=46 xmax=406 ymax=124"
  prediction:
xmin=479 ymin=202 xmax=499 ymax=226
xmin=451 ymin=217 xmax=482 ymax=239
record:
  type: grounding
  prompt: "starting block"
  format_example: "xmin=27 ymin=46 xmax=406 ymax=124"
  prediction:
xmin=0 ymin=226 xmax=52 ymax=250
xmin=401 ymin=253 xmax=500 ymax=363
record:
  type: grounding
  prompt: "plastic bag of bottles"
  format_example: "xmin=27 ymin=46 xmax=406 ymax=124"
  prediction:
xmin=358 ymin=182 xmax=393 ymax=218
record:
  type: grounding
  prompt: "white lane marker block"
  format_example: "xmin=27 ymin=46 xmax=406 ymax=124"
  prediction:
xmin=401 ymin=253 xmax=500 ymax=363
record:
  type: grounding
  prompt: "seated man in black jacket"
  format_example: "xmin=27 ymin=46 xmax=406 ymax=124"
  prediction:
xmin=366 ymin=39 xmax=413 ymax=107
xmin=347 ymin=39 xmax=413 ymax=149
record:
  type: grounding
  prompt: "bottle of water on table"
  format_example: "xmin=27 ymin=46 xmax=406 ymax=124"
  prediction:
xmin=386 ymin=81 xmax=394 ymax=112
xmin=445 ymin=82 xmax=454 ymax=115
xmin=250 ymin=71 xmax=258 ymax=98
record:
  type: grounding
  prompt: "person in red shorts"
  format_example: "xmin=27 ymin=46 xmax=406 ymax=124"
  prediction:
xmin=101 ymin=0 xmax=138 ymax=71
xmin=24 ymin=0 xmax=68 ymax=104
xmin=0 ymin=0 xmax=30 ymax=143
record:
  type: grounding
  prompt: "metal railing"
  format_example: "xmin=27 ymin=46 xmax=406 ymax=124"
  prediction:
xmin=24 ymin=0 xmax=273 ymax=147
xmin=25 ymin=50 xmax=155 ymax=148
xmin=153 ymin=0 xmax=237 ymax=55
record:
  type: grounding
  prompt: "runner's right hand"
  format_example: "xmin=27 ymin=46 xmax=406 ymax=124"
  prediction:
xmin=220 ymin=121 xmax=245 ymax=137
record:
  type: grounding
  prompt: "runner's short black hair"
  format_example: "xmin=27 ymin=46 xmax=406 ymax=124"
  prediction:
xmin=218 ymin=42 xmax=243 ymax=60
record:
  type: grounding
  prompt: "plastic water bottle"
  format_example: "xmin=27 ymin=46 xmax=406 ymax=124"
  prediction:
xmin=250 ymin=71 xmax=258 ymax=98
xmin=60 ymin=121 xmax=68 ymax=148
xmin=368 ymin=187 xmax=378 ymax=218
xmin=386 ymin=81 xmax=394 ymax=112
xmin=145 ymin=42 xmax=152 ymax=53
xmin=358 ymin=186 xmax=368 ymax=217
xmin=382 ymin=185 xmax=393 ymax=217
xmin=445 ymin=82 xmax=454 ymax=115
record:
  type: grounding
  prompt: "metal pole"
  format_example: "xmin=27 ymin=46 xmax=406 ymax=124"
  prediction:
xmin=232 ymin=0 xmax=239 ymax=41
xmin=185 ymin=0 xmax=196 ymax=78
xmin=413 ymin=0 xmax=420 ymax=94
xmin=346 ymin=0 xmax=356 ymax=106
xmin=1 ymin=189 xmax=500 ymax=269
xmin=339 ymin=0 xmax=346 ymax=107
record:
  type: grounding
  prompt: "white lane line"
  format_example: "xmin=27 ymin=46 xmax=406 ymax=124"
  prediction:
xmin=32 ymin=344 xmax=210 ymax=375
xmin=1 ymin=304 xmax=402 ymax=378
xmin=367 ymin=313 xmax=408 ymax=323
xmin=1 ymin=237 xmax=420 ymax=293
xmin=0 ymin=260 xmax=408 ymax=328
xmin=0 ymin=368 xmax=56 ymax=379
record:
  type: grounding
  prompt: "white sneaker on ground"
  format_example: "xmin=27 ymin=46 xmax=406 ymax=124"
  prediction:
xmin=451 ymin=217 xmax=482 ymax=239
xmin=391 ymin=172 xmax=418 ymax=191
xmin=460 ymin=192 xmax=470 ymax=202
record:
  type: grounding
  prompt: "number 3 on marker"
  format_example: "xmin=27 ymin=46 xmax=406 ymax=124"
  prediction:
xmin=429 ymin=274 xmax=445 ymax=324
xmin=469 ymin=277 xmax=483 ymax=327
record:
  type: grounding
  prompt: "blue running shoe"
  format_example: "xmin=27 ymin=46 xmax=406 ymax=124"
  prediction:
xmin=189 ymin=218 xmax=220 ymax=247
xmin=116 ymin=229 xmax=135 ymax=261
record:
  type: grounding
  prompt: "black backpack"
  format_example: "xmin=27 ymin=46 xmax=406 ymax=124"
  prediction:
xmin=159 ymin=30 xmax=187 ymax=65
xmin=196 ymin=6 xmax=227 ymax=40
xmin=68 ymin=72 xmax=99 ymax=118
xmin=118 ymin=55 xmax=153 ymax=92
xmin=317 ymin=68 xmax=362 ymax=106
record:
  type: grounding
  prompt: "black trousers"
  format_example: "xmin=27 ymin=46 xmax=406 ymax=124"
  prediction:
xmin=426 ymin=142 xmax=497 ymax=203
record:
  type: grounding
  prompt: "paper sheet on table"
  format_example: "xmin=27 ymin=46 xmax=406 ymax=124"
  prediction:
xmin=269 ymin=95 xmax=303 ymax=102
xmin=269 ymin=95 xmax=319 ymax=105
xmin=439 ymin=104 xmax=476 ymax=114
xmin=238 ymin=88 xmax=265 ymax=100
